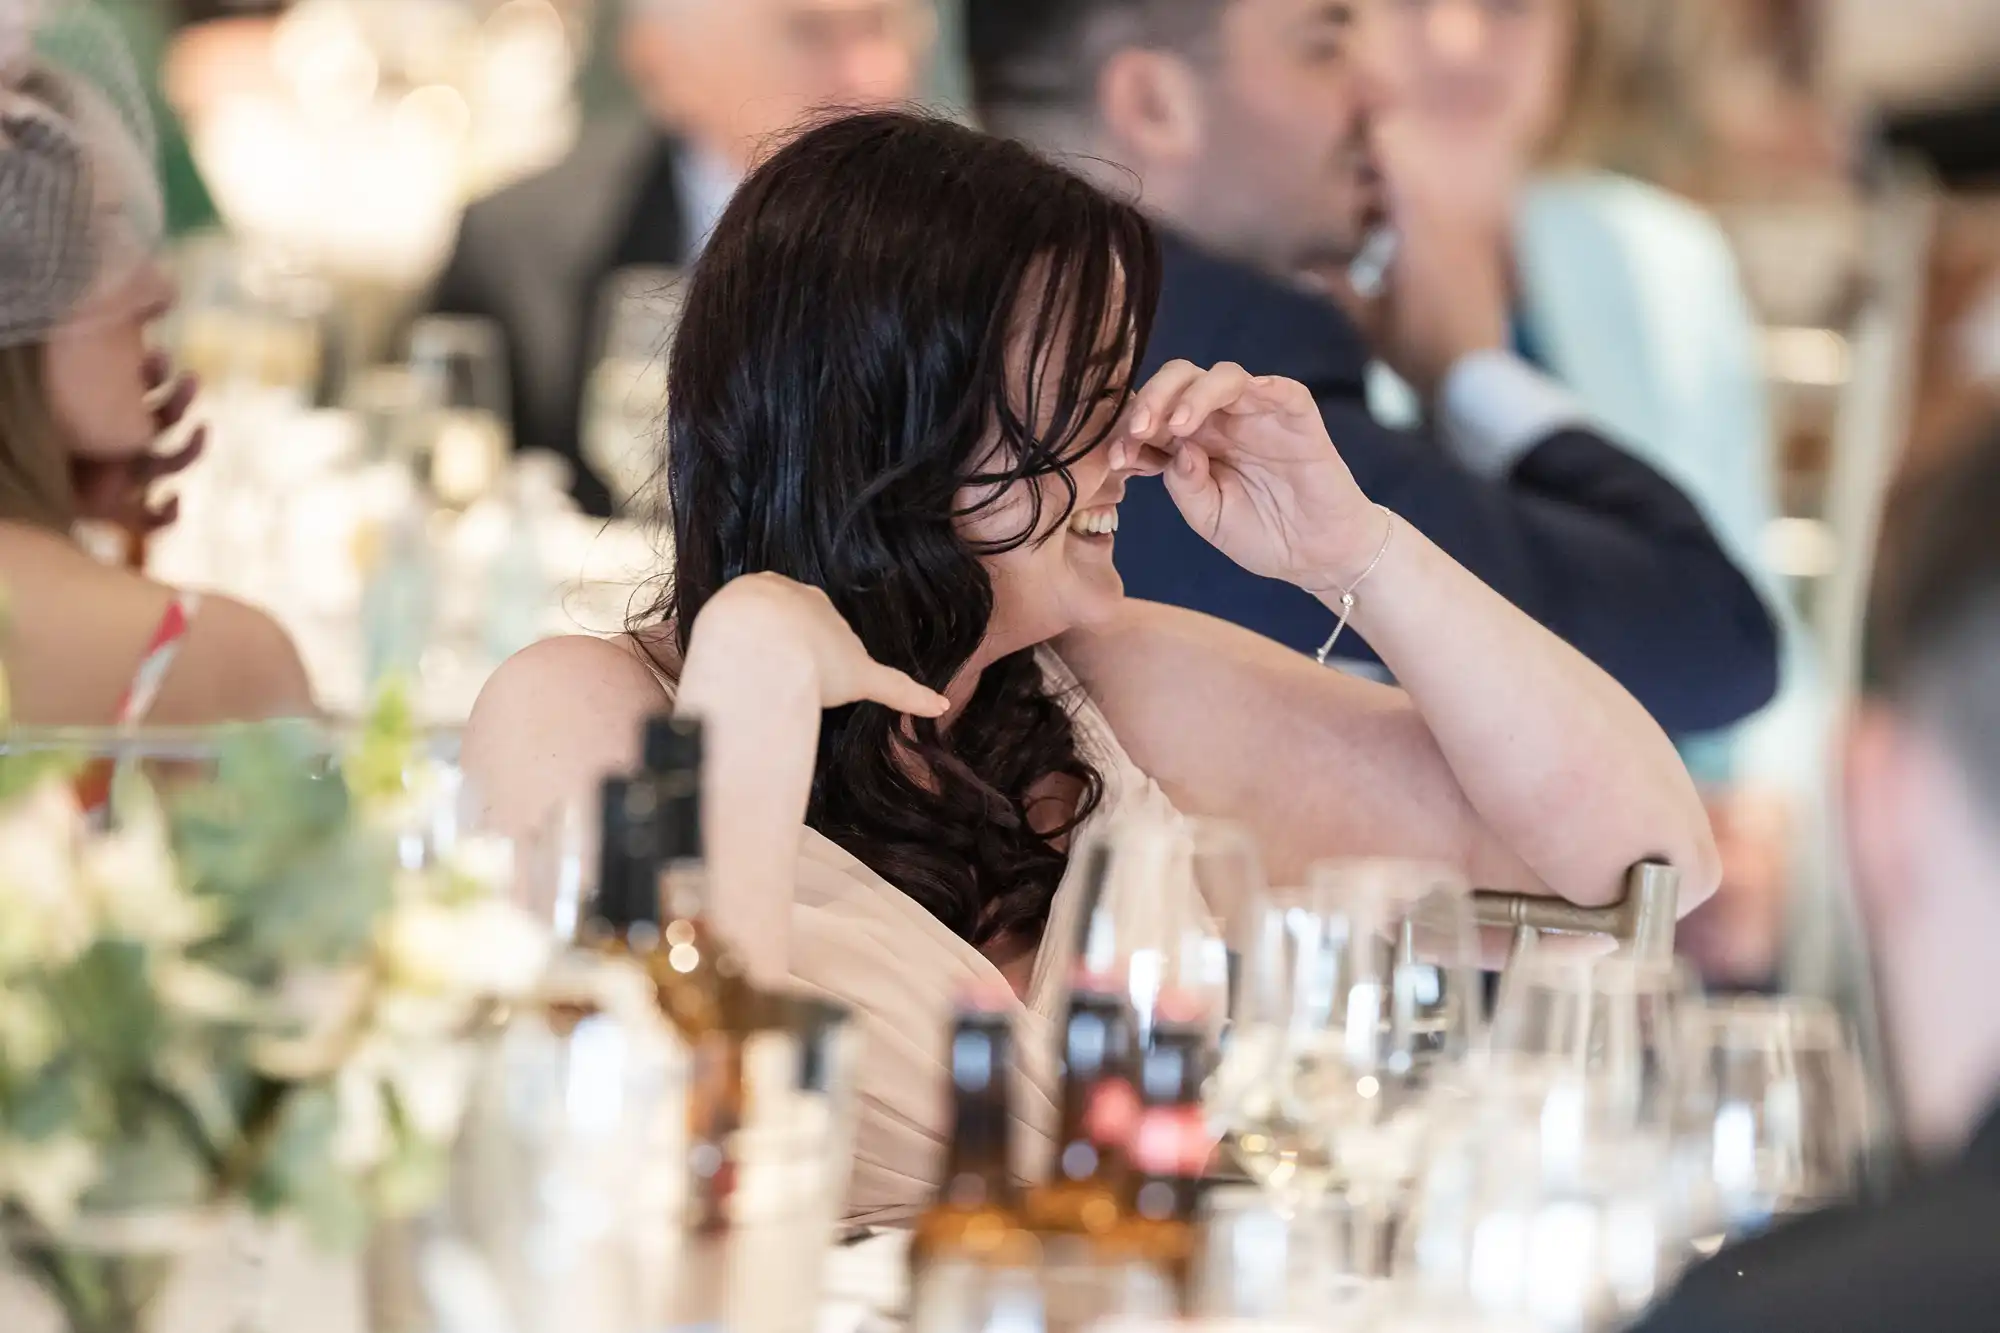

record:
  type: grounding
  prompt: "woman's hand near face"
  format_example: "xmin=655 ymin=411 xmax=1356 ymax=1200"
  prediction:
xmin=70 ymin=352 xmax=206 ymax=537
xmin=687 ymin=573 xmax=950 ymax=718
xmin=1114 ymin=362 xmax=1389 ymax=592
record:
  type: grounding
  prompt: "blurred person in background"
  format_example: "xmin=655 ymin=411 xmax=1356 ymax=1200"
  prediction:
xmin=1633 ymin=412 xmax=2000 ymax=1332
xmin=965 ymin=0 xmax=1780 ymax=740
xmin=0 ymin=20 xmax=313 ymax=727
xmin=1370 ymin=0 xmax=1811 ymax=987
xmin=429 ymin=0 xmax=937 ymax=515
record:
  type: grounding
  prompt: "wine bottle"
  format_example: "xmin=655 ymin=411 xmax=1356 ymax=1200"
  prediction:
xmin=1025 ymin=985 xmax=1137 ymax=1244
xmin=1112 ymin=1020 xmax=1212 ymax=1311
xmin=638 ymin=716 xmax=762 ymax=1041
xmin=631 ymin=716 xmax=773 ymax=1237
xmin=910 ymin=1000 xmax=1037 ymax=1275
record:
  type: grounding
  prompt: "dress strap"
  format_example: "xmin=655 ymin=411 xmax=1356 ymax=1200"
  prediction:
xmin=115 ymin=592 xmax=203 ymax=729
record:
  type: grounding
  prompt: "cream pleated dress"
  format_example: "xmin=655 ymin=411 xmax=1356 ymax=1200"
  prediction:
xmin=782 ymin=650 xmax=1208 ymax=1225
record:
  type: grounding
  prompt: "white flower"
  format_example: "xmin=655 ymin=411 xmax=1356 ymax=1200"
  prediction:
xmin=0 ymin=1133 xmax=101 ymax=1228
xmin=153 ymin=959 xmax=257 ymax=1022
xmin=0 ymin=990 xmax=59 ymax=1073
xmin=383 ymin=1040 xmax=476 ymax=1145
xmin=373 ymin=989 xmax=478 ymax=1040
xmin=380 ymin=899 xmax=551 ymax=1001
xmin=78 ymin=815 xmax=216 ymax=947
xmin=253 ymin=966 xmax=373 ymax=1080
xmin=447 ymin=834 xmax=516 ymax=900
xmin=332 ymin=1048 xmax=393 ymax=1171
xmin=0 ymin=777 xmax=91 ymax=970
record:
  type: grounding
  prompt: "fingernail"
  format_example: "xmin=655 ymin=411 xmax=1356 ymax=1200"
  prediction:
xmin=1169 ymin=406 xmax=1191 ymax=430
xmin=1129 ymin=408 xmax=1151 ymax=435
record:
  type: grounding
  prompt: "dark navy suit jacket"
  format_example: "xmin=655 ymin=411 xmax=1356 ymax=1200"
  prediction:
xmin=1117 ymin=234 xmax=1779 ymax=735
xmin=1630 ymin=1105 xmax=2000 ymax=1333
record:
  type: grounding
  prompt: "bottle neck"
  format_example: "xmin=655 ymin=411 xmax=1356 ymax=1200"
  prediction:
xmin=652 ymin=773 xmax=707 ymax=922
xmin=591 ymin=837 xmax=661 ymax=936
xmin=941 ymin=1088 xmax=1016 ymax=1208
xmin=940 ymin=1019 xmax=1017 ymax=1210
xmin=1053 ymin=996 xmax=1132 ymax=1179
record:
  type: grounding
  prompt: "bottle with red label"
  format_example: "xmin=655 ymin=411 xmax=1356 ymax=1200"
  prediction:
xmin=1112 ymin=1020 xmax=1213 ymax=1311
xmin=1025 ymin=982 xmax=1138 ymax=1241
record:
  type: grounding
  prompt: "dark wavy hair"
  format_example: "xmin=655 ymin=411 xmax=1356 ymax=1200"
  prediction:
xmin=646 ymin=111 xmax=1161 ymax=948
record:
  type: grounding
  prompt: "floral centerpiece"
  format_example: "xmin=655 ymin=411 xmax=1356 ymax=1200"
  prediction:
xmin=0 ymin=682 xmax=552 ymax=1333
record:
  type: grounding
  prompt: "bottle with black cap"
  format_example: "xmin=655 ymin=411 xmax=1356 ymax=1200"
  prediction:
xmin=910 ymin=993 xmax=1038 ymax=1276
xmin=637 ymin=715 xmax=760 ymax=1042
xmin=1025 ymin=846 xmax=1139 ymax=1254
xmin=1111 ymin=1017 xmax=1212 ymax=1312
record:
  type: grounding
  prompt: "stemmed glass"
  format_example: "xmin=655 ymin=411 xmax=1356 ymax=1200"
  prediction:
xmin=1680 ymin=995 xmax=1868 ymax=1249
xmin=1215 ymin=861 xmax=1482 ymax=1239
xmin=1485 ymin=953 xmax=1705 ymax=1154
xmin=407 ymin=314 xmax=514 ymax=510
xmin=1068 ymin=814 xmax=1243 ymax=1047
xmin=583 ymin=266 xmax=685 ymax=518
xmin=1400 ymin=954 xmax=1708 ymax=1332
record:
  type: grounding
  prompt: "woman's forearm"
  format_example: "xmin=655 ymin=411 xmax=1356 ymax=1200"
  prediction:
xmin=672 ymin=608 xmax=821 ymax=987
xmin=1337 ymin=516 xmax=1719 ymax=908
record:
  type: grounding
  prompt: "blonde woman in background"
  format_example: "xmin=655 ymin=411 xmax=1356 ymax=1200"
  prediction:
xmin=1368 ymin=0 xmax=1813 ymax=986
xmin=0 ymin=16 xmax=312 ymax=729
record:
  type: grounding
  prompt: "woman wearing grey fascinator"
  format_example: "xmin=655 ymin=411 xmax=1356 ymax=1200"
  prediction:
xmin=0 ymin=0 xmax=313 ymax=728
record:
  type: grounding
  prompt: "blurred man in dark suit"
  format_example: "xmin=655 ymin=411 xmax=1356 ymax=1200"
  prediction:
xmin=964 ymin=0 xmax=1779 ymax=735
xmin=431 ymin=0 xmax=934 ymax=514
xmin=1633 ymin=414 xmax=2000 ymax=1333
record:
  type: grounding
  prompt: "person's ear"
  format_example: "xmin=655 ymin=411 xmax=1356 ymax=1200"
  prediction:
xmin=1842 ymin=703 xmax=1927 ymax=938
xmin=1097 ymin=48 xmax=1208 ymax=171
xmin=620 ymin=16 xmax=691 ymax=126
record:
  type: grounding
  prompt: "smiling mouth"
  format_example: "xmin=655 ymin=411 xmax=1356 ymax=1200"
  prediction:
xmin=1068 ymin=505 xmax=1119 ymax=540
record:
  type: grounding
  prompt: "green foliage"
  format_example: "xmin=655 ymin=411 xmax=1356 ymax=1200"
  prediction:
xmin=170 ymin=722 xmax=395 ymax=982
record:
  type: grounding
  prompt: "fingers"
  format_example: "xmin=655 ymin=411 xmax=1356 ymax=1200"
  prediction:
xmin=138 ymin=425 xmax=207 ymax=482
xmin=1161 ymin=362 xmax=1255 ymax=440
xmin=151 ymin=367 xmax=200 ymax=432
xmin=1112 ymin=360 xmax=1251 ymax=472
xmin=1121 ymin=360 xmax=1204 ymax=441
xmin=1112 ymin=363 xmax=1319 ymax=471
xmin=865 ymin=664 xmax=951 ymax=719
xmin=143 ymin=493 xmax=182 ymax=534
xmin=1160 ymin=436 xmax=1221 ymax=541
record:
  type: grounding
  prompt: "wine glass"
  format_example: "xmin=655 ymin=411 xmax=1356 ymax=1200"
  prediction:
xmin=1412 ymin=954 xmax=1708 ymax=1328
xmin=407 ymin=315 xmax=514 ymax=510
xmin=1217 ymin=862 xmax=1482 ymax=1231
xmin=1070 ymin=814 xmax=1241 ymax=1046
xmin=583 ymin=266 xmax=685 ymax=517
xmin=1401 ymin=1102 xmax=1685 ymax=1333
xmin=1195 ymin=1183 xmax=1399 ymax=1319
xmin=1680 ymin=995 xmax=1868 ymax=1249
xmin=1485 ymin=953 xmax=1705 ymax=1157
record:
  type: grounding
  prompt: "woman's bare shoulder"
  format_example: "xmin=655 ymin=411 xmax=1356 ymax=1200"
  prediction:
xmin=463 ymin=634 xmax=674 ymax=838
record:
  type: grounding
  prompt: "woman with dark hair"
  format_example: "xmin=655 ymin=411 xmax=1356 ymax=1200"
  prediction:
xmin=464 ymin=111 xmax=1718 ymax=1222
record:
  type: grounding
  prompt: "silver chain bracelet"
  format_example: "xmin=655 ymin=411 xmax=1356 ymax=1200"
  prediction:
xmin=1314 ymin=505 xmax=1398 ymax=667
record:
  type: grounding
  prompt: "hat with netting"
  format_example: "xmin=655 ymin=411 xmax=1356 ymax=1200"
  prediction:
xmin=0 ymin=0 xmax=164 ymax=349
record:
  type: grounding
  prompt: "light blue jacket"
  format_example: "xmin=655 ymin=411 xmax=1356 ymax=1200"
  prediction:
xmin=1374 ymin=172 xmax=1815 ymax=786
